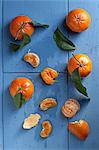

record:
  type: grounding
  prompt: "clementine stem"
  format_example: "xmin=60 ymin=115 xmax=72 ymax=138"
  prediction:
xmin=15 ymin=22 xmax=27 ymax=40
xmin=72 ymin=54 xmax=83 ymax=67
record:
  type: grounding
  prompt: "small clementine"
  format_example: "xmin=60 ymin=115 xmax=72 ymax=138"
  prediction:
xmin=10 ymin=16 xmax=34 ymax=40
xmin=66 ymin=8 xmax=91 ymax=32
xmin=67 ymin=54 xmax=92 ymax=77
xmin=68 ymin=120 xmax=90 ymax=140
xmin=10 ymin=77 xmax=34 ymax=101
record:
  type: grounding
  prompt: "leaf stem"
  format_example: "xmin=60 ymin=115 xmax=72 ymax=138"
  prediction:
xmin=72 ymin=54 xmax=83 ymax=67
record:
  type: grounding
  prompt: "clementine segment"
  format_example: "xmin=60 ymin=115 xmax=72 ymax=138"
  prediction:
xmin=40 ymin=121 xmax=52 ymax=138
xmin=24 ymin=52 xmax=40 ymax=68
xmin=66 ymin=8 xmax=91 ymax=32
xmin=67 ymin=54 xmax=92 ymax=77
xmin=41 ymin=67 xmax=58 ymax=85
xmin=10 ymin=77 xmax=34 ymax=100
xmin=40 ymin=98 xmax=57 ymax=111
xmin=62 ymin=99 xmax=80 ymax=118
xmin=23 ymin=114 xmax=41 ymax=129
xmin=10 ymin=16 xmax=35 ymax=40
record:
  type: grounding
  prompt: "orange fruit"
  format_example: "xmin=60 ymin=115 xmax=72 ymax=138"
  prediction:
xmin=10 ymin=16 xmax=35 ymax=40
xmin=41 ymin=67 xmax=58 ymax=85
xmin=40 ymin=121 xmax=52 ymax=138
xmin=40 ymin=98 xmax=57 ymax=111
xmin=62 ymin=99 xmax=80 ymax=118
xmin=68 ymin=120 xmax=90 ymax=140
xmin=10 ymin=77 xmax=34 ymax=100
xmin=23 ymin=114 xmax=41 ymax=129
xmin=24 ymin=52 xmax=40 ymax=68
xmin=66 ymin=8 xmax=91 ymax=32
xmin=67 ymin=54 xmax=92 ymax=77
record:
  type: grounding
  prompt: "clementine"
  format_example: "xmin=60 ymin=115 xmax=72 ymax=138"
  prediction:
xmin=10 ymin=77 xmax=34 ymax=101
xmin=67 ymin=54 xmax=92 ymax=77
xmin=68 ymin=120 xmax=90 ymax=140
xmin=10 ymin=16 xmax=35 ymax=40
xmin=66 ymin=8 xmax=91 ymax=32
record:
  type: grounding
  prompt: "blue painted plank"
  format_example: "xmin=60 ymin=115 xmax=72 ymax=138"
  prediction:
xmin=3 ymin=73 xmax=68 ymax=150
xmin=0 ymin=0 xmax=3 ymax=149
xmin=68 ymin=0 xmax=99 ymax=149
xmin=3 ymin=0 xmax=68 ymax=73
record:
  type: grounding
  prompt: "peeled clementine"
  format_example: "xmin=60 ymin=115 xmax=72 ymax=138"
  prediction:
xmin=66 ymin=8 xmax=91 ymax=32
xmin=10 ymin=16 xmax=35 ymax=40
xmin=10 ymin=77 xmax=34 ymax=101
xmin=41 ymin=67 xmax=58 ymax=85
xmin=67 ymin=54 xmax=92 ymax=77
xmin=40 ymin=121 xmax=52 ymax=138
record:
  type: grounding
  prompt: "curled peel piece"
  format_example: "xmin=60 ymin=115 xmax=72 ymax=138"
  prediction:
xmin=41 ymin=67 xmax=58 ymax=85
xmin=23 ymin=113 xmax=41 ymax=129
xmin=62 ymin=99 xmax=80 ymax=118
xmin=68 ymin=120 xmax=90 ymax=140
xmin=24 ymin=52 xmax=40 ymax=68
xmin=40 ymin=121 xmax=52 ymax=138
xmin=40 ymin=98 xmax=57 ymax=111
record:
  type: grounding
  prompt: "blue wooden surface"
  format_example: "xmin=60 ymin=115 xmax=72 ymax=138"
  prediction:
xmin=0 ymin=0 xmax=3 ymax=149
xmin=3 ymin=73 xmax=68 ymax=150
xmin=68 ymin=0 xmax=99 ymax=149
xmin=0 ymin=0 xmax=99 ymax=150
xmin=3 ymin=0 xmax=68 ymax=73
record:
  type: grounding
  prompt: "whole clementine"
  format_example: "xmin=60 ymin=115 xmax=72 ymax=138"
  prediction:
xmin=10 ymin=16 xmax=35 ymax=40
xmin=68 ymin=120 xmax=90 ymax=140
xmin=67 ymin=54 xmax=92 ymax=77
xmin=10 ymin=77 xmax=34 ymax=100
xmin=66 ymin=8 xmax=91 ymax=32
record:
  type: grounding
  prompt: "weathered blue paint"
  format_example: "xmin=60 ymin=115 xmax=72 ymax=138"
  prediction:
xmin=2 ymin=1 xmax=68 ymax=150
xmin=3 ymin=0 xmax=68 ymax=73
xmin=3 ymin=73 xmax=68 ymax=150
xmin=68 ymin=0 xmax=99 ymax=150
xmin=0 ymin=0 xmax=99 ymax=150
xmin=0 ymin=0 xmax=3 ymax=149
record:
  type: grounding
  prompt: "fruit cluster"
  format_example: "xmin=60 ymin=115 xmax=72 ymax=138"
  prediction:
xmin=9 ymin=8 xmax=92 ymax=140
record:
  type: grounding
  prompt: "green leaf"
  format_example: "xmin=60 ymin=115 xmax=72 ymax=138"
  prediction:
xmin=10 ymin=34 xmax=31 ymax=51
xmin=10 ymin=43 xmax=20 ymax=51
xmin=28 ymin=21 xmax=49 ymax=28
xmin=71 ymin=68 xmax=89 ymax=98
xmin=53 ymin=27 xmax=76 ymax=51
xmin=13 ymin=93 xmax=26 ymax=108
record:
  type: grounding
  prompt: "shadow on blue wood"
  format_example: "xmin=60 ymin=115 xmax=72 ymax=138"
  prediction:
xmin=3 ymin=73 xmax=68 ymax=150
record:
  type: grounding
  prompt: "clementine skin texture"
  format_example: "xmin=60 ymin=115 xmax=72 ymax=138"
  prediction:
xmin=67 ymin=54 xmax=92 ymax=77
xmin=10 ymin=16 xmax=35 ymax=40
xmin=66 ymin=8 xmax=91 ymax=32
xmin=9 ymin=77 xmax=34 ymax=100
xmin=41 ymin=67 xmax=58 ymax=85
xmin=68 ymin=120 xmax=90 ymax=140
